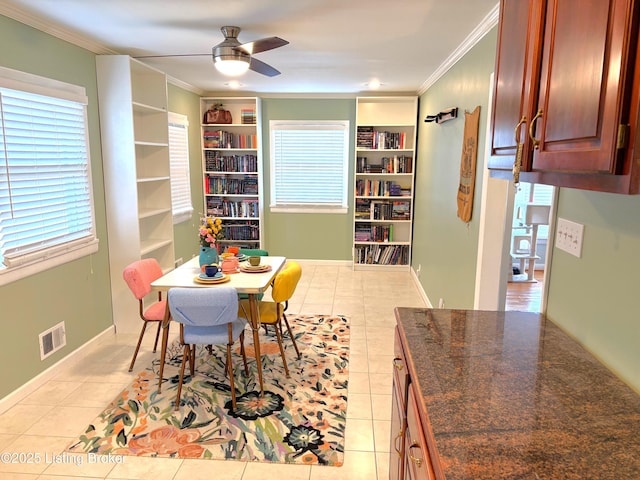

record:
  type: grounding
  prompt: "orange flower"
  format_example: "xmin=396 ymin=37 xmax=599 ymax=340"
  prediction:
xmin=301 ymin=451 xmax=318 ymax=464
xmin=128 ymin=425 xmax=203 ymax=457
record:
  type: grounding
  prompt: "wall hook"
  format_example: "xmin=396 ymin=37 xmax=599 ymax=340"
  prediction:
xmin=424 ymin=107 xmax=458 ymax=124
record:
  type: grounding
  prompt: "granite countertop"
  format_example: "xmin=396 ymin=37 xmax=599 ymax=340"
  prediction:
xmin=395 ymin=308 xmax=640 ymax=480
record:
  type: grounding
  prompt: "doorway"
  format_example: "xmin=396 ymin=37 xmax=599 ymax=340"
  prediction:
xmin=505 ymin=182 xmax=554 ymax=312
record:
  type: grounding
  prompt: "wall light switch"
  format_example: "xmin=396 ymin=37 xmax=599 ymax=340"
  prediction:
xmin=555 ymin=218 xmax=584 ymax=258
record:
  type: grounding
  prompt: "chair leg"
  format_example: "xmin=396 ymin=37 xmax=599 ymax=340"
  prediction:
xmin=129 ymin=322 xmax=148 ymax=372
xmin=226 ymin=342 xmax=237 ymax=410
xmin=274 ymin=321 xmax=290 ymax=377
xmin=239 ymin=331 xmax=249 ymax=375
xmin=189 ymin=345 xmax=196 ymax=376
xmin=174 ymin=344 xmax=191 ymax=411
xmin=282 ymin=313 xmax=301 ymax=359
xmin=152 ymin=321 xmax=162 ymax=353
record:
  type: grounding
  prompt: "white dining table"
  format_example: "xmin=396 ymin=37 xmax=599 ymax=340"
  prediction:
xmin=150 ymin=255 xmax=286 ymax=395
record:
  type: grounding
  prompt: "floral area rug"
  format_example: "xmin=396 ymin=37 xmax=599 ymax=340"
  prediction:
xmin=67 ymin=314 xmax=349 ymax=466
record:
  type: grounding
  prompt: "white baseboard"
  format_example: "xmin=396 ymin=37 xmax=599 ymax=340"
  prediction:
xmin=411 ymin=266 xmax=433 ymax=308
xmin=0 ymin=325 xmax=115 ymax=415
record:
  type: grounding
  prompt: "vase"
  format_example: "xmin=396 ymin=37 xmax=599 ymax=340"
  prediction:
xmin=199 ymin=246 xmax=219 ymax=267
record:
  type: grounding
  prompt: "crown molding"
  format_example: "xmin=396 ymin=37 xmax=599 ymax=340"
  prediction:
xmin=0 ymin=3 xmax=117 ymax=55
xmin=417 ymin=3 xmax=499 ymax=96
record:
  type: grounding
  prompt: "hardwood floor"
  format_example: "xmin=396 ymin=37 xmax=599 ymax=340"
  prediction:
xmin=506 ymin=269 xmax=544 ymax=312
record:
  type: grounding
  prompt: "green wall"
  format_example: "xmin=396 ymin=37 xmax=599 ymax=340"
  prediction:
xmin=412 ymin=28 xmax=498 ymax=308
xmin=0 ymin=16 xmax=113 ymax=398
xmin=167 ymin=84 xmax=204 ymax=264
xmin=546 ymin=189 xmax=640 ymax=390
xmin=260 ymin=98 xmax=355 ymax=260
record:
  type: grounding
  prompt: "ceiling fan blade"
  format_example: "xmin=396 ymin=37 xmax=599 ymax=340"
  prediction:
xmin=239 ymin=36 xmax=289 ymax=55
xmin=249 ymin=57 xmax=281 ymax=77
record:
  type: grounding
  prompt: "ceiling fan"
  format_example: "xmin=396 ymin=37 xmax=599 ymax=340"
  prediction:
xmin=137 ymin=26 xmax=289 ymax=77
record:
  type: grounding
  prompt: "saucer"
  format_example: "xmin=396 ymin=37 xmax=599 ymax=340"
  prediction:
xmin=194 ymin=273 xmax=229 ymax=284
xmin=199 ymin=272 xmax=223 ymax=280
xmin=240 ymin=264 xmax=272 ymax=273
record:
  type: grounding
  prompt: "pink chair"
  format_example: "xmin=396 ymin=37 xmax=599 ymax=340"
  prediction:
xmin=122 ymin=258 xmax=167 ymax=372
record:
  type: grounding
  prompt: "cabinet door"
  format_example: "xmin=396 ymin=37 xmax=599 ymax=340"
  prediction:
xmin=390 ymin=386 xmax=405 ymax=480
xmin=488 ymin=0 xmax=545 ymax=171
xmin=531 ymin=0 xmax=633 ymax=173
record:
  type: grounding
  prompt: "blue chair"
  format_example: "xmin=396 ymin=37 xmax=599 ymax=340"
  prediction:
xmin=168 ymin=287 xmax=248 ymax=411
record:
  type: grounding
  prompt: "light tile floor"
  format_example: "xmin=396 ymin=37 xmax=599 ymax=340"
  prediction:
xmin=0 ymin=262 xmax=426 ymax=480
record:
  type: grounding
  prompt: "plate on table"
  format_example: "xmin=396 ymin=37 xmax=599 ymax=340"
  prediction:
xmin=194 ymin=273 xmax=230 ymax=284
xmin=239 ymin=264 xmax=272 ymax=273
xmin=236 ymin=254 xmax=248 ymax=261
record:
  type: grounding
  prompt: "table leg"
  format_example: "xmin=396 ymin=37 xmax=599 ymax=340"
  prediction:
xmin=248 ymin=293 xmax=264 ymax=395
xmin=158 ymin=304 xmax=171 ymax=393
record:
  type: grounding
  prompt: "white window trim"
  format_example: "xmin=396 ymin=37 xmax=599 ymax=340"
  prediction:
xmin=0 ymin=66 xmax=98 ymax=286
xmin=168 ymin=112 xmax=194 ymax=224
xmin=269 ymin=120 xmax=349 ymax=214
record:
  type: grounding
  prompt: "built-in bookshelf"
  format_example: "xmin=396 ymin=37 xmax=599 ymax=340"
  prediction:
xmin=353 ymin=97 xmax=417 ymax=269
xmin=96 ymin=55 xmax=175 ymax=333
xmin=201 ymin=97 xmax=262 ymax=249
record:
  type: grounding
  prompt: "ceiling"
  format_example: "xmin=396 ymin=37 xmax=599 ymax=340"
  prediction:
xmin=1 ymin=0 xmax=499 ymax=95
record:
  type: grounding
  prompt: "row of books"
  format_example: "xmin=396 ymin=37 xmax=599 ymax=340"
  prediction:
xmin=357 ymin=126 xmax=408 ymax=150
xmin=356 ymin=156 xmax=413 ymax=174
xmin=355 ymin=199 xmax=411 ymax=220
xmin=356 ymin=179 xmax=409 ymax=197
xmin=354 ymin=224 xmax=393 ymax=242
xmin=206 ymin=198 xmax=260 ymax=218
xmin=205 ymin=175 xmax=259 ymax=195
xmin=221 ymin=222 xmax=260 ymax=241
xmin=241 ymin=109 xmax=256 ymax=124
xmin=203 ymin=130 xmax=257 ymax=149
xmin=354 ymin=244 xmax=409 ymax=265
xmin=205 ymin=152 xmax=258 ymax=172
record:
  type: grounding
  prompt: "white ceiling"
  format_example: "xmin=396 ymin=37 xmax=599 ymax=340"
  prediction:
xmin=1 ymin=0 xmax=499 ymax=95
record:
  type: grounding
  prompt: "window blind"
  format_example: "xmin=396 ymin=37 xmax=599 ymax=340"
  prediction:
xmin=168 ymin=112 xmax=193 ymax=223
xmin=0 ymin=84 xmax=95 ymax=268
xmin=270 ymin=121 xmax=349 ymax=212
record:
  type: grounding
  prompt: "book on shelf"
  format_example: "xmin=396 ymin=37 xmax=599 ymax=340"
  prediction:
xmin=241 ymin=108 xmax=256 ymax=124
xmin=391 ymin=201 xmax=411 ymax=220
xmin=357 ymin=126 xmax=374 ymax=149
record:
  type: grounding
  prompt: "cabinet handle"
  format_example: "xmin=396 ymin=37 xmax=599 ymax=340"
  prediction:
xmin=408 ymin=441 xmax=423 ymax=467
xmin=529 ymin=109 xmax=543 ymax=150
xmin=513 ymin=116 xmax=526 ymax=186
xmin=394 ymin=429 xmax=404 ymax=456
xmin=393 ymin=357 xmax=404 ymax=370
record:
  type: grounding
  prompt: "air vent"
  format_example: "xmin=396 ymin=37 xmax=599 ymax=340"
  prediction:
xmin=39 ymin=321 xmax=66 ymax=360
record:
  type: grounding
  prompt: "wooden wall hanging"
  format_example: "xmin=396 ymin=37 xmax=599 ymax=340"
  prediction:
xmin=456 ymin=106 xmax=480 ymax=223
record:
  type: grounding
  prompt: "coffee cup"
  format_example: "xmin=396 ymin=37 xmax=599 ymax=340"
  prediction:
xmin=248 ymin=256 xmax=261 ymax=266
xmin=204 ymin=264 xmax=220 ymax=277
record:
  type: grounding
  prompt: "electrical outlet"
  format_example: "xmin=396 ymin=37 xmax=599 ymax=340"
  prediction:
xmin=438 ymin=298 xmax=445 ymax=308
xmin=416 ymin=264 xmax=421 ymax=277
xmin=555 ymin=218 xmax=584 ymax=258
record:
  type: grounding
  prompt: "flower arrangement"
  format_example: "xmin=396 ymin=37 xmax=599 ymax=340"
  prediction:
xmin=199 ymin=216 xmax=224 ymax=248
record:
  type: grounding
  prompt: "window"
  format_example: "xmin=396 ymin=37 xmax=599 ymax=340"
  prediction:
xmin=270 ymin=120 xmax=349 ymax=213
xmin=168 ymin=112 xmax=193 ymax=223
xmin=0 ymin=66 xmax=97 ymax=284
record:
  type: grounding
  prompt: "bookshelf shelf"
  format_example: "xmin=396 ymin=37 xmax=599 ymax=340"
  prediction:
xmin=201 ymin=97 xmax=263 ymax=249
xmin=353 ymin=97 xmax=417 ymax=269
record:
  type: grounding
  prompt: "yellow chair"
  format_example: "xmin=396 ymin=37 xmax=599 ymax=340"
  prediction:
xmin=239 ymin=261 xmax=302 ymax=377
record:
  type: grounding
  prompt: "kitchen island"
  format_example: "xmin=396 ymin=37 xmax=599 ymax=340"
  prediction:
xmin=391 ymin=308 xmax=640 ymax=479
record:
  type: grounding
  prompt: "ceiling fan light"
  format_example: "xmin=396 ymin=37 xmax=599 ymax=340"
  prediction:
xmin=214 ymin=57 xmax=250 ymax=76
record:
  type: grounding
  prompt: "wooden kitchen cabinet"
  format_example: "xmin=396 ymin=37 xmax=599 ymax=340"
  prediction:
xmin=390 ymin=328 xmax=438 ymax=480
xmin=489 ymin=0 xmax=640 ymax=193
